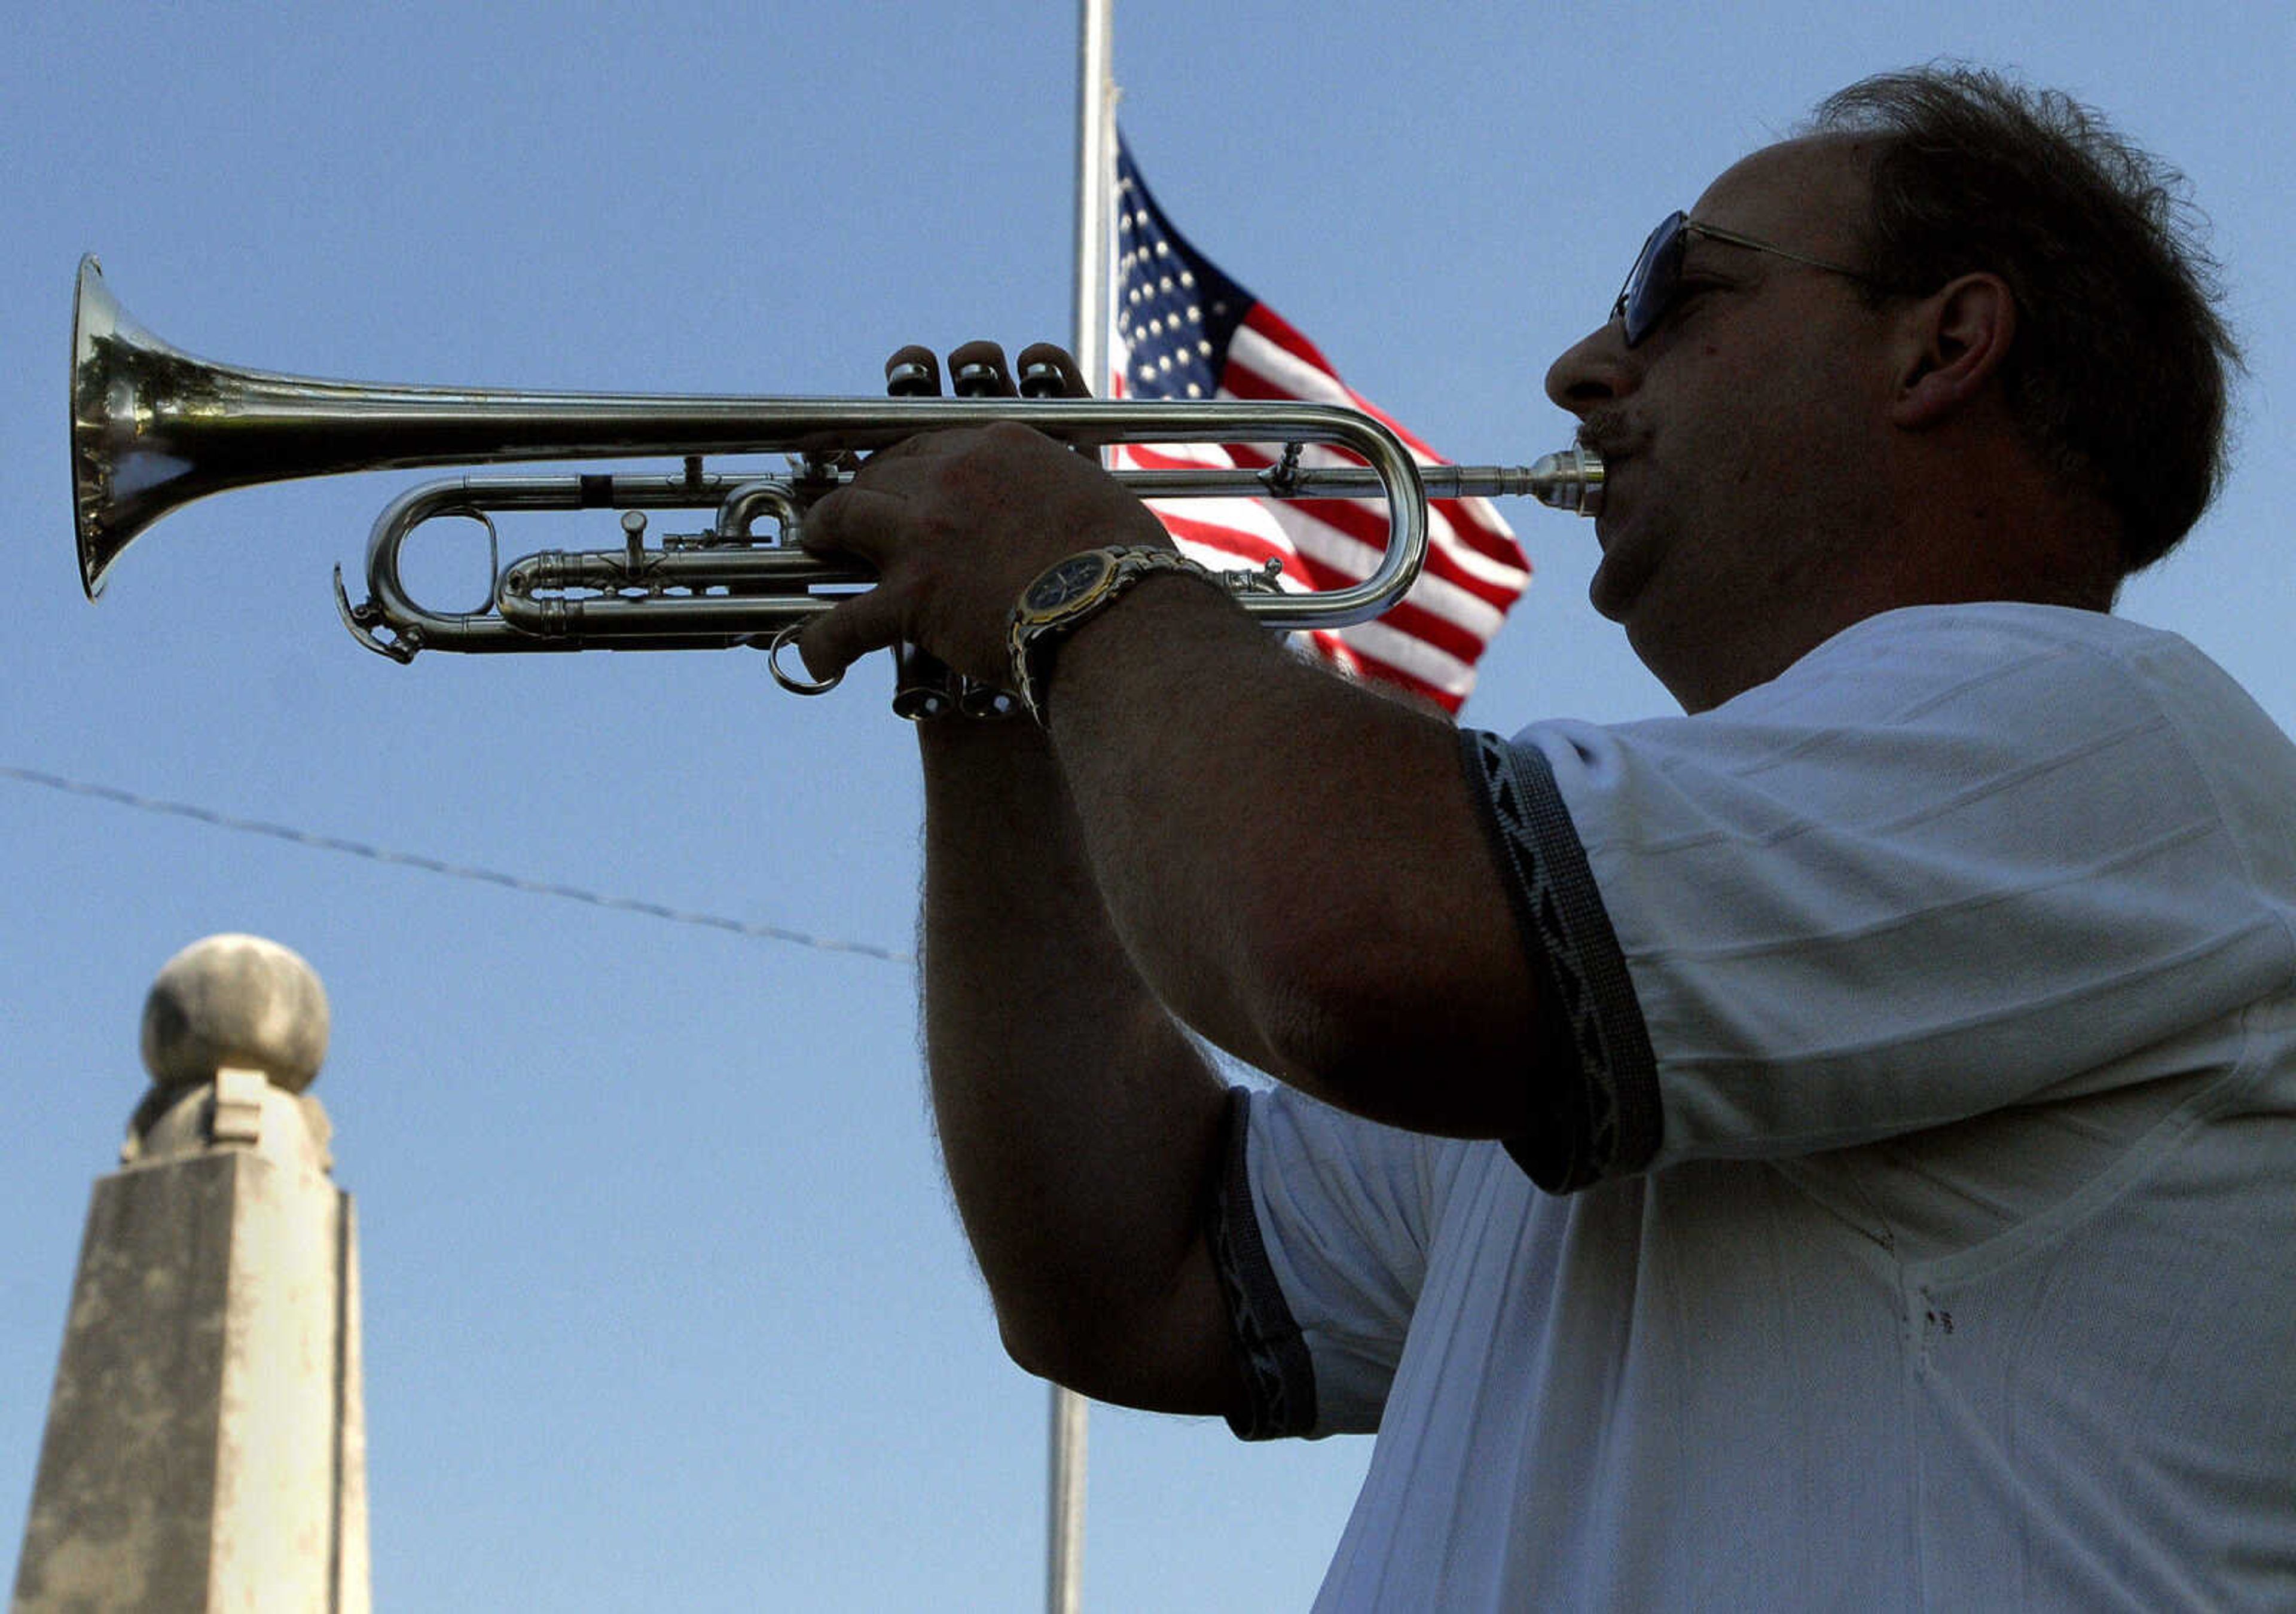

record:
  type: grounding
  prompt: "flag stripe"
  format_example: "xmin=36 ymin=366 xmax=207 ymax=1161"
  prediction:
xmin=1233 ymin=312 xmax=1466 ymax=471
xmin=1220 ymin=340 xmax=1532 ymax=576
xmin=1150 ymin=503 xmax=1502 ymax=661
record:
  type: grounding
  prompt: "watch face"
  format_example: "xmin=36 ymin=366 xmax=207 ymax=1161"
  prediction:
xmin=1026 ymin=552 xmax=1113 ymax=614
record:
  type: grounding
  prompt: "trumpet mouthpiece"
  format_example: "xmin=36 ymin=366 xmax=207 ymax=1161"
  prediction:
xmin=1526 ymin=444 xmax=1604 ymax=516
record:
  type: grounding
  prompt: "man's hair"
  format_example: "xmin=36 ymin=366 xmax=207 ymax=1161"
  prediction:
xmin=1809 ymin=66 xmax=2239 ymax=574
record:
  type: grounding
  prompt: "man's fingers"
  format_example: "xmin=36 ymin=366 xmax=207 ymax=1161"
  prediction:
xmin=796 ymin=584 xmax=906 ymax=686
xmin=948 ymin=340 xmax=1016 ymax=399
xmin=1015 ymin=343 xmax=1092 ymax=399
xmin=799 ymin=482 xmax=912 ymax=563
xmin=879 ymin=340 xmax=1086 ymax=402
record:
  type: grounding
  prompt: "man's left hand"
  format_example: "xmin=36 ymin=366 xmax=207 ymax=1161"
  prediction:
xmin=795 ymin=341 xmax=1171 ymax=691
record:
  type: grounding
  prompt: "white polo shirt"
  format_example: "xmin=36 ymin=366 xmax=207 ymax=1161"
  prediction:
xmin=1211 ymin=604 xmax=2296 ymax=1610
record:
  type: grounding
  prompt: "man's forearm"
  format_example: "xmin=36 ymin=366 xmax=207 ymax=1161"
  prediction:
xmin=918 ymin=719 xmax=1238 ymax=1413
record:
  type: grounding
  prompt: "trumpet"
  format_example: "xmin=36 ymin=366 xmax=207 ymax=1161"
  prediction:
xmin=71 ymin=257 xmax=1604 ymax=689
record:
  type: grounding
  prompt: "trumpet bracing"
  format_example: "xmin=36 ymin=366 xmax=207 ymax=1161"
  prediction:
xmin=71 ymin=257 xmax=1604 ymax=684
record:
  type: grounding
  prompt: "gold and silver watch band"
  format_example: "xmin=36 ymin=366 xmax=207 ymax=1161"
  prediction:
xmin=1005 ymin=546 xmax=1225 ymax=725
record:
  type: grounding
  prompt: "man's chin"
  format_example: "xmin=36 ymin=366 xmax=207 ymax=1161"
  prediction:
xmin=1586 ymin=554 xmax=1642 ymax=625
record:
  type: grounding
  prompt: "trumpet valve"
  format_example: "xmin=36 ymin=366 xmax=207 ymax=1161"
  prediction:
xmin=885 ymin=356 xmax=936 ymax=397
xmin=952 ymin=358 xmax=1001 ymax=399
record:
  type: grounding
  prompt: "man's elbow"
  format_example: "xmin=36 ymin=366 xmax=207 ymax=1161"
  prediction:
xmin=1243 ymin=929 xmax=1540 ymax=1138
xmin=994 ymin=1307 xmax=1083 ymax=1391
xmin=986 ymin=1266 xmax=1239 ymax=1419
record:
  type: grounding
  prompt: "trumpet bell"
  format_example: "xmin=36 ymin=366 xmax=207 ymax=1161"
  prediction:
xmin=74 ymin=255 xmax=410 ymax=600
xmin=71 ymin=255 xmax=190 ymax=599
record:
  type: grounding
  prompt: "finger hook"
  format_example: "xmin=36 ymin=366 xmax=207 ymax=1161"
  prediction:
xmin=767 ymin=622 xmax=842 ymax=696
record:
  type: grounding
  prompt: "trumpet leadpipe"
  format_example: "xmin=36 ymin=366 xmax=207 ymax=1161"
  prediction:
xmin=1108 ymin=445 xmax=1604 ymax=516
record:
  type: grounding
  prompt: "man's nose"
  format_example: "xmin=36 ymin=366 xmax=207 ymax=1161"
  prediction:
xmin=1544 ymin=320 xmax=1636 ymax=416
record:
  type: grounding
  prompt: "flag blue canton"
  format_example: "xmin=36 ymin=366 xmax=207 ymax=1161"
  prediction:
xmin=1115 ymin=141 xmax=1252 ymax=400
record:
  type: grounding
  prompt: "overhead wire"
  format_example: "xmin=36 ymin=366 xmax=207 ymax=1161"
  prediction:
xmin=0 ymin=764 xmax=912 ymax=965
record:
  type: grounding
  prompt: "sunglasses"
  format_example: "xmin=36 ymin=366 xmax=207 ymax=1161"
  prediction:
xmin=1611 ymin=210 xmax=1876 ymax=347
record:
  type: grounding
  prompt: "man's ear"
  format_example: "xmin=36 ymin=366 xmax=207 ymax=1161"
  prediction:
xmin=1889 ymin=273 xmax=2016 ymax=429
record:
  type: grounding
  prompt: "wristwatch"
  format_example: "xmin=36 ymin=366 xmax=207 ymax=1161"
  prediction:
xmin=1006 ymin=546 xmax=1221 ymax=724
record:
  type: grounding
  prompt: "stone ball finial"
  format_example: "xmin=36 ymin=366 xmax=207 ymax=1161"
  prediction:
xmin=141 ymin=934 xmax=331 ymax=1095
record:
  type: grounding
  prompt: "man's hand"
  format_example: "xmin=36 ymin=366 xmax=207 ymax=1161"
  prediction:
xmin=796 ymin=341 xmax=1171 ymax=690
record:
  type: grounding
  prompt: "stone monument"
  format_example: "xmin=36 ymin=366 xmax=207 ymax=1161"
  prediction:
xmin=12 ymin=934 xmax=370 ymax=1613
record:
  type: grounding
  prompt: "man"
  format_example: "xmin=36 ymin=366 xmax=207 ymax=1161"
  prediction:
xmin=799 ymin=68 xmax=2295 ymax=1608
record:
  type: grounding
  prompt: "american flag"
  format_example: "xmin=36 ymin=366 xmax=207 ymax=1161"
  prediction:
xmin=1110 ymin=136 xmax=1530 ymax=714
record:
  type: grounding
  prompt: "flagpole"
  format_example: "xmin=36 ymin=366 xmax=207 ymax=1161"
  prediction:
xmin=1071 ymin=0 xmax=1116 ymax=391
xmin=1049 ymin=7 xmax=1115 ymax=1613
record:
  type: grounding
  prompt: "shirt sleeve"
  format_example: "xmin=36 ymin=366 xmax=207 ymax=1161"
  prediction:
xmin=1207 ymin=1085 xmax=1439 ymax=1439
xmin=1461 ymin=606 xmax=2296 ymax=1186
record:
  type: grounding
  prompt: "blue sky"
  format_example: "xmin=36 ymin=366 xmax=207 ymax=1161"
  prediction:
xmin=6 ymin=4 xmax=2291 ymax=1607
